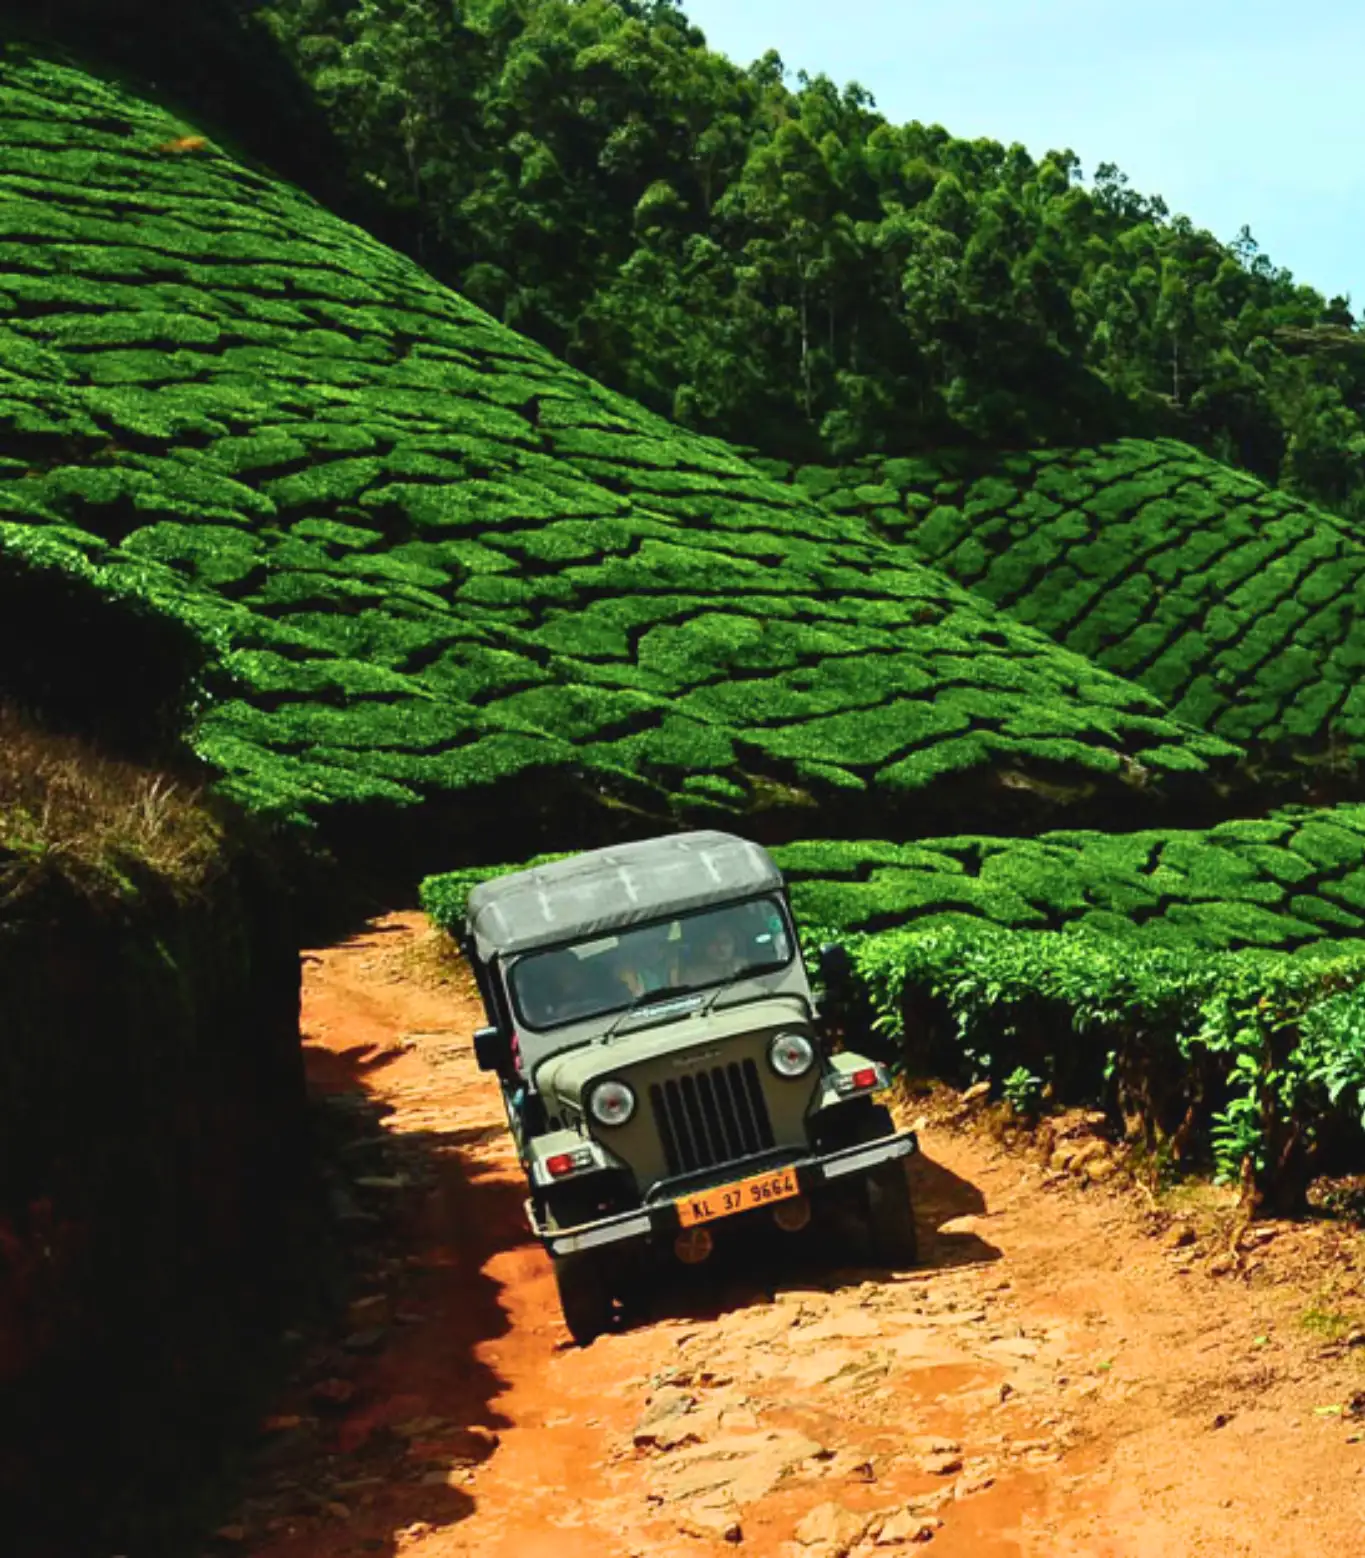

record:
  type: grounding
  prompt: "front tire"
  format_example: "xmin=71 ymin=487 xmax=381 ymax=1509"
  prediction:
xmin=552 ymin=1251 xmax=614 ymax=1346
xmin=861 ymin=1161 xmax=919 ymax=1268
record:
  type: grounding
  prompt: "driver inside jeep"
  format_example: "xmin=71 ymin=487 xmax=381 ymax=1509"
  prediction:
xmin=525 ymin=952 xmax=599 ymax=1026
xmin=680 ymin=920 xmax=745 ymax=987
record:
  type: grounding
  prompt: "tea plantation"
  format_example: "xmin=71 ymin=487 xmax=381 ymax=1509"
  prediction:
xmin=423 ymin=806 xmax=1365 ymax=955
xmin=754 ymin=440 xmax=1365 ymax=769
xmin=0 ymin=50 xmax=1239 ymax=834
xmin=10 ymin=39 xmax=1365 ymax=1209
xmin=774 ymin=807 xmax=1365 ymax=949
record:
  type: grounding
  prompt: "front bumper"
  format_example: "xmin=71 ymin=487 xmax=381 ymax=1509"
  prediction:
xmin=532 ymin=1129 xmax=918 ymax=1258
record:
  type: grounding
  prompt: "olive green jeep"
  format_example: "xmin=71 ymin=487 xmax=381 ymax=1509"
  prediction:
xmin=461 ymin=830 xmax=918 ymax=1344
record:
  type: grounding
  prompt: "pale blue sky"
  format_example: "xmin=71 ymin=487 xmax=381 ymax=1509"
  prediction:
xmin=681 ymin=0 xmax=1365 ymax=315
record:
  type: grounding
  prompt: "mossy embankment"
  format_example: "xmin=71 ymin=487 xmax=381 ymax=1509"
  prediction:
xmin=0 ymin=706 xmax=307 ymax=1556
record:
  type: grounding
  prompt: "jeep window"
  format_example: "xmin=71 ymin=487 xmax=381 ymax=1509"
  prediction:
xmin=509 ymin=898 xmax=794 ymax=1032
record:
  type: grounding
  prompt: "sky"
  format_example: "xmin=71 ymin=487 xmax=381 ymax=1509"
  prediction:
xmin=680 ymin=0 xmax=1365 ymax=313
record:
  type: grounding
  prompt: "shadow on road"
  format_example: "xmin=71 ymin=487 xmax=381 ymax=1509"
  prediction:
xmin=215 ymin=1033 xmax=528 ymax=1554
xmin=911 ymin=1151 xmax=1002 ymax=1270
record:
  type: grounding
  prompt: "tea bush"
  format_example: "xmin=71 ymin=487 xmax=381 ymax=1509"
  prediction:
xmin=852 ymin=922 xmax=1365 ymax=1211
xmin=0 ymin=52 xmax=1238 ymax=833
xmin=777 ymin=808 xmax=1365 ymax=950
xmin=773 ymin=807 xmax=1365 ymax=1205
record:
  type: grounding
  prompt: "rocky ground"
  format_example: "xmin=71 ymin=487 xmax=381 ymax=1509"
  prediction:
xmin=219 ymin=914 xmax=1365 ymax=1558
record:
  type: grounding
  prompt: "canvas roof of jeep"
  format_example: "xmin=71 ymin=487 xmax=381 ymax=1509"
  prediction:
xmin=465 ymin=831 xmax=784 ymax=959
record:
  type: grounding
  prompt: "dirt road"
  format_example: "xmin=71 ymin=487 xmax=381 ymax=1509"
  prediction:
xmin=233 ymin=915 xmax=1365 ymax=1558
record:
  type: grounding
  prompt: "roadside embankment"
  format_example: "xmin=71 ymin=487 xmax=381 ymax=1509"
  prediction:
xmin=0 ymin=705 xmax=306 ymax=1555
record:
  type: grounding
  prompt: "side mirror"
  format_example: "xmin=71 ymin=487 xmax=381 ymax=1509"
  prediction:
xmin=473 ymin=1024 xmax=510 ymax=1074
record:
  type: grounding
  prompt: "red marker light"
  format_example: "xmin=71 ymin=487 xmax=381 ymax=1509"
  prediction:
xmin=851 ymin=1067 xmax=879 ymax=1091
xmin=545 ymin=1153 xmax=576 ymax=1178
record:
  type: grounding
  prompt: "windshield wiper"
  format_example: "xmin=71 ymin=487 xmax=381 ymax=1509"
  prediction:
xmin=693 ymin=983 xmax=730 ymax=1020
xmin=597 ymin=966 xmax=788 ymax=1044
xmin=599 ymin=983 xmax=708 ymax=1043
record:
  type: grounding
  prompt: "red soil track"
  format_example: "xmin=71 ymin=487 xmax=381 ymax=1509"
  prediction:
xmin=234 ymin=914 xmax=1365 ymax=1558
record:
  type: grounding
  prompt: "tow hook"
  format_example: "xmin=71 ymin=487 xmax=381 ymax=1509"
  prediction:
xmin=773 ymin=1195 xmax=812 ymax=1233
xmin=674 ymin=1226 xmax=714 ymax=1264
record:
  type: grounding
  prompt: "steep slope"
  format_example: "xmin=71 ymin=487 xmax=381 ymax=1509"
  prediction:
xmin=0 ymin=49 xmax=1238 ymax=846
xmin=754 ymin=440 xmax=1365 ymax=778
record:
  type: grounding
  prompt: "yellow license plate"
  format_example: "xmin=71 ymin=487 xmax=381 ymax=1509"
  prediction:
xmin=675 ymin=1166 xmax=800 ymax=1228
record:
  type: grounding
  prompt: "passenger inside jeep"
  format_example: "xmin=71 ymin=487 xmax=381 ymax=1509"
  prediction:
xmin=680 ymin=921 xmax=744 ymax=986
xmin=614 ymin=922 xmax=681 ymax=1000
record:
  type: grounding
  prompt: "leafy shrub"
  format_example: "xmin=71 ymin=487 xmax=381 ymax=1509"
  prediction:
xmin=852 ymin=920 xmax=1365 ymax=1211
xmin=775 ymin=808 xmax=1365 ymax=950
xmin=1002 ymin=1067 xmax=1044 ymax=1119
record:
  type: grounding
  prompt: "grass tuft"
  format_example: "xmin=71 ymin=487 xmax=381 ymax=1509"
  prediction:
xmin=0 ymin=703 xmax=223 ymax=899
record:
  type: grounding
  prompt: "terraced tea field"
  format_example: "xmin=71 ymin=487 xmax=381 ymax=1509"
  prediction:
xmin=774 ymin=806 xmax=1365 ymax=948
xmin=0 ymin=52 xmax=1237 ymax=834
xmin=755 ymin=440 xmax=1365 ymax=770
xmin=422 ymin=804 xmax=1365 ymax=953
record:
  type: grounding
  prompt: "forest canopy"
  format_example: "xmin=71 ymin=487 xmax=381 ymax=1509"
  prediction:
xmin=15 ymin=0 xmax=1363 ymax=519
xmin=227 ymin=0 xmax=1365 ymax=522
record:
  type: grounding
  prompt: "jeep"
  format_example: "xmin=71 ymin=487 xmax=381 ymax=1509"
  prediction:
xmin=460 ymin=829 xmax=918 ymax=1344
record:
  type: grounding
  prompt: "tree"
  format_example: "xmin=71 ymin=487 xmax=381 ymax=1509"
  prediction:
xmin=244 ymin=0 xmax=1365 ymax=516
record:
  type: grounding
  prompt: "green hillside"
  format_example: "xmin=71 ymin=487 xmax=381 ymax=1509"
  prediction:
xmin=0 ymin=50 xmax=1238 ymax=838
xmin=753 ymin=438 xmax=1365 ymax=774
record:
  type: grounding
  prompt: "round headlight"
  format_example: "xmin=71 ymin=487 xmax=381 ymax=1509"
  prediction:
xmin=588 ymin=1078 xmax=636 ymax=1127
xmin=769 ymin=1031 xmax=816 ymax=1078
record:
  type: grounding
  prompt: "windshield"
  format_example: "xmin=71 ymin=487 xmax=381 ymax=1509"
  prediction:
xmin=508 ymin=896 xmax=795 ymax=1032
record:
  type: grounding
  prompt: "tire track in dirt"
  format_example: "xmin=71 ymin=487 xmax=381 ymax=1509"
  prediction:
xmin=234 ymin=914 xmax=1365 ymax=1558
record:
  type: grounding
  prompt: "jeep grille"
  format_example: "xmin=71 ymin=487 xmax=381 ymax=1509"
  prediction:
xmin=649 ymin=1059 xmax=776 ymax=1176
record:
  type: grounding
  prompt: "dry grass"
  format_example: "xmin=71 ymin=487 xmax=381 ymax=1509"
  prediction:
xmin=0 ymin=703 xmax=224 ymax=902
xmin=394 ymin=917 xmax=477 ymax=996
